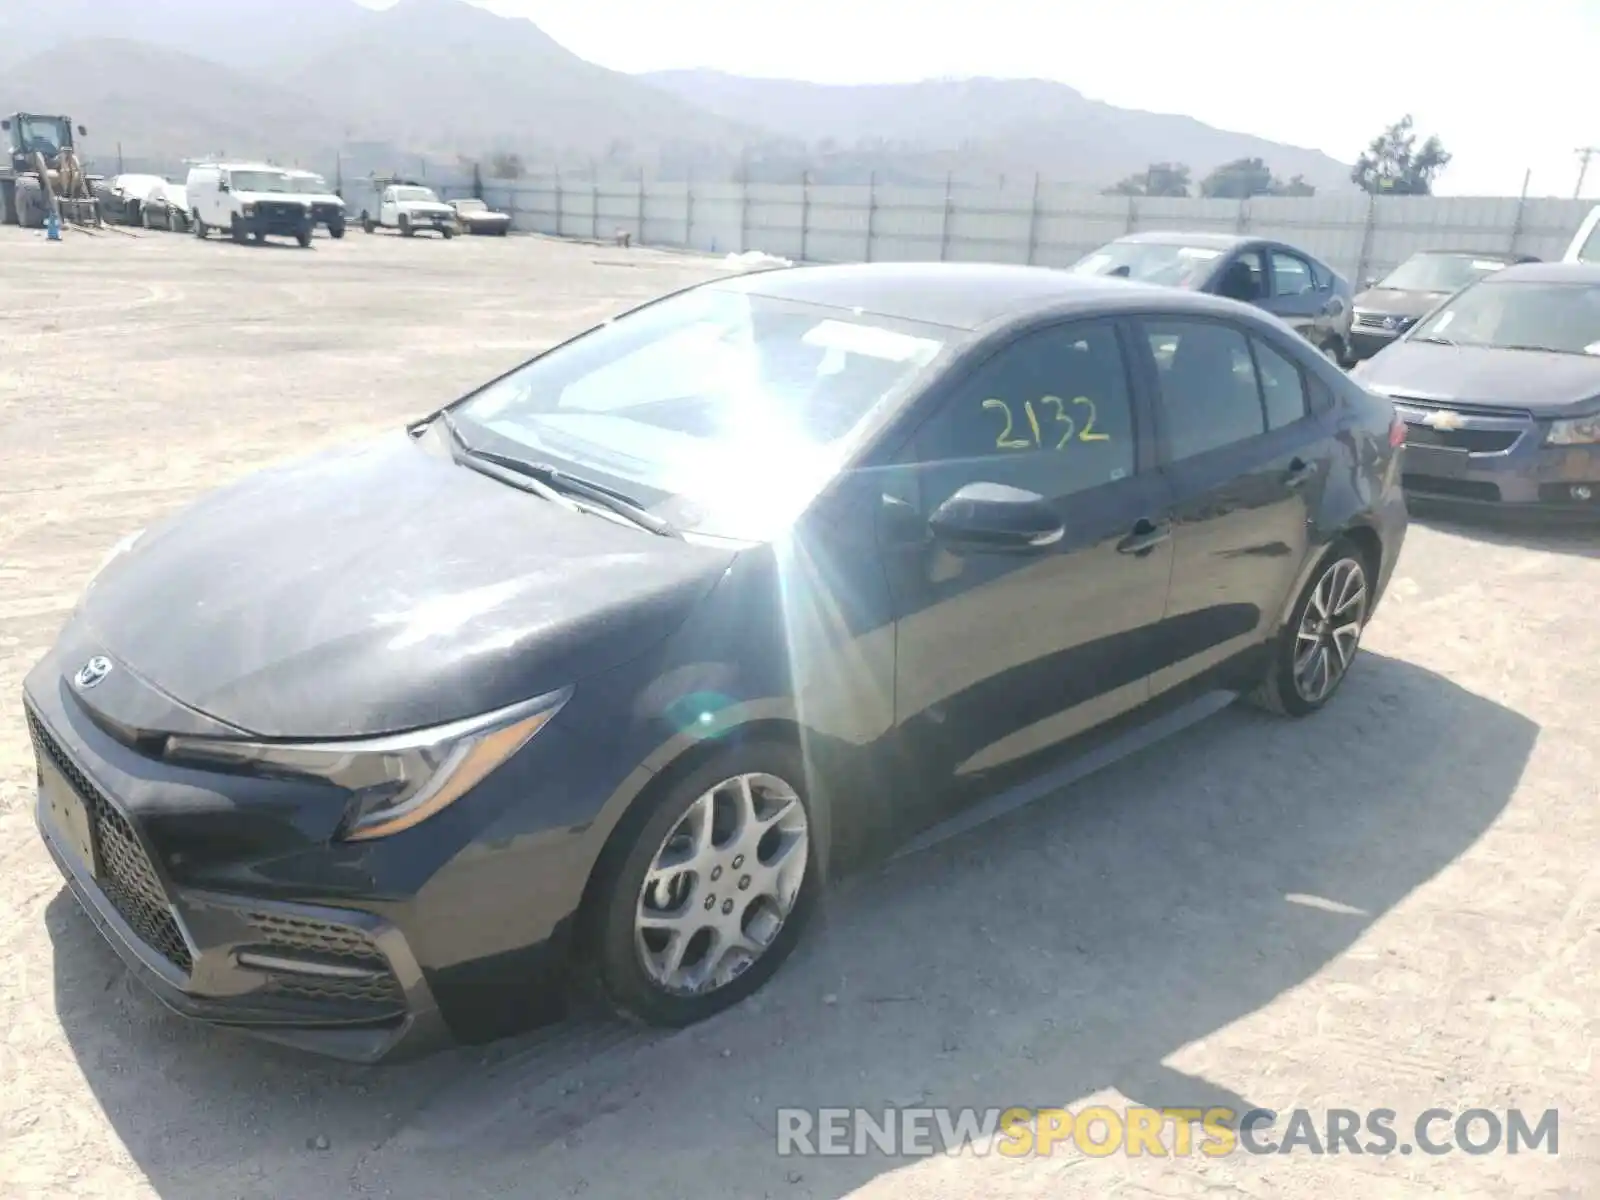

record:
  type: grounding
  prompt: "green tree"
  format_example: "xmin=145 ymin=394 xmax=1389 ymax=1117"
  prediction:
xmin=1351 ymin=115 xmax=1451 ymax=195
xmin=487 ymin=152 xmax=525 ymax=180
xmin=1104 ymin=162 xmax=1191 ymax=197
xmin=1271 ymin=174 xmax=1316 ymax=197
xmin=1199 ymin=157 xmax=1276 ymax=199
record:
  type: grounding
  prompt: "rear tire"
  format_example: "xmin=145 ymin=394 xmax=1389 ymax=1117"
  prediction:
xmin=1246 ymin=536 xmax=1372 ymax=717
xmin=586 ymin=740 xmax=820 ymax=1027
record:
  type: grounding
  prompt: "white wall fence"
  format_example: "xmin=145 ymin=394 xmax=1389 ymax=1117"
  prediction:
xmin=464 ymin=174 xmax=1593 ymax=284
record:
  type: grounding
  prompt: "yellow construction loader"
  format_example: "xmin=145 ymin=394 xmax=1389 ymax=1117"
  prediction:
xmin=0 ymin=112 xmax=100 ymax=229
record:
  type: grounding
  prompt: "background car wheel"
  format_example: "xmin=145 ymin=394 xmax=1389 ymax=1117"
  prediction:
xmin=230 ymin=215 xmax=248 ymax=244
xmin=168 ymin=208 xmax=180 ymax=233
xmin=587 ymin=741 xmax=819 ymax=1027
xmin=193 ymin=215 xmax=207 ymax=238
xmin=297 ymin=227 xmax=313 ymax=248
xmin=442 ymin=225 xmax=454 ymax=239
xmin=1247 ymin=536 xmax=1372 ymax=718
xmin=329 ymin=222 xmax=345 ymax=239
xmin=141 ymin=206 xmax=154 ymax=229
xmin=399 ymin=214 xmax=413 ymax=237
xmin=362 ymin=213 xmax=375 ymax=234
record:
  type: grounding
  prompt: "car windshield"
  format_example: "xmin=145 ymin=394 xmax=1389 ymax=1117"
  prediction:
xmin=450 ymin=285 xmax=948 ymax=541
xmin=231 ymin=170 xmax=290 ymax=193
xmin=1070 ymin=241 xmax=1224 ymax=288
xmin=395 ymin=186 xmax=439 ymax=202
xmin=290 ymin=174 xmax=330 ymax=194
xmin=17 ymin=116 xmax=68 ymax=155
xmin=1411 ymin=281 xmax=1600 ymax=355
xmin=1376 ymin=253 xmax=1509 ymax=293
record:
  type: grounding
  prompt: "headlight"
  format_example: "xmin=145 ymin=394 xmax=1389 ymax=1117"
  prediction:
xmin=241 ymin=202 xmax=256 ymax=215
xmin=1545 ymin=415 xmax=1600 ymax=445
xmin=164 ymin=687 xmax=571 ymax=840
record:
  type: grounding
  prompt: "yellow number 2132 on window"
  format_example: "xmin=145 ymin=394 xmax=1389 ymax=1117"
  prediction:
xmin=983 ymin=396 xmax=1111 ymax=451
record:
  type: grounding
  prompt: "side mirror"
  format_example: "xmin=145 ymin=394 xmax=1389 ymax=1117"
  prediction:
xmin=77 ymin=125 xmax=87 ymax=136
xmin=217 ymin=180 xmax=230 ymax=192
xmin=0 ymin=119 xmax=10 ymax=131
xmin=1362 ymin=277 xmax=1377 ymax=290
xmin=928 ymin=482 xmax=1063 ymax=553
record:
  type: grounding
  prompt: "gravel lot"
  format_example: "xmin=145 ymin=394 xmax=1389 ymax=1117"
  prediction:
xmin=0 ymin=225 xmax=1595 ymax=1200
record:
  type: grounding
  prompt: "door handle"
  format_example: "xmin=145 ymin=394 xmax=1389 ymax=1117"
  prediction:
xmin=1285 ymin=457 xmax=1315 ymax=489
xmin=1116 ymin=517 xmax=1170 ymax=556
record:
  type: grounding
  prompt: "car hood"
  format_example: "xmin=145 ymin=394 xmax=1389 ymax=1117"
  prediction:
xmin=1358 ymin=340 xmax=1600 ymax=414
xmin=300 ymin=192 xmax=344 ymax=206
xmin=1352 ymin=288 xmax=1451 ymax=318
xmin=399 ymin=201 xmax=453 ymax=215
xmin=77 ymin=431 xmax=736 ymax=739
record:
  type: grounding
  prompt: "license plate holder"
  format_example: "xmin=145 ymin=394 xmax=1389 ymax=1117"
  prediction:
xmin=1403 ymin=443 xmax=1469 ymax=478
xmin=40 ymin=758 xmax=99 ymax=878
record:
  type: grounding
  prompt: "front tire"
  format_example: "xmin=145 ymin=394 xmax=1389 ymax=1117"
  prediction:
xmin=230 ymin=215 xmax=248 ymax=244
xmin=441 ymin=224 xmax=454 ymax=239
xmin=1247 ymin=538 xmax=1371 ymax=717
xmin=362 ymin=213 xmax=375 ymax=234
xmin=329 ymin=221 xmax=345 ymax=239
xmin=193 ymin=215 xmax=208 ymax=238
xmin=399 ymin=214 xmax=413 ymax=237
xmin=588 ymin=741 xmax=819 ymax=1027
xmin=297 ymin=226 xmax=313 ymax=248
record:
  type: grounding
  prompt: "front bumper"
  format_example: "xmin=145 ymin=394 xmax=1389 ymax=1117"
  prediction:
xmin=241 ymin=206 xmax=313 ymax=237
xmin=310 ymin=203 xmax=346 ymax=228
xmin=462 ymin=217 xmax=511 ymax=235
xmin=23 ymin=647 xmax=599 ymax=1062
xmin=1393 ymin=400 xmax=1600 ymax=511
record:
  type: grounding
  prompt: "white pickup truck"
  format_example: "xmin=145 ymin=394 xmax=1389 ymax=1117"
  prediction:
xmin=359 ymin=182 xmax=456 ymax=238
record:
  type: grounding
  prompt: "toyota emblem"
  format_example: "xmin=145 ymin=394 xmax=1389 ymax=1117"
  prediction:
xmin=74 ymin=656 xmax=112 ymax=689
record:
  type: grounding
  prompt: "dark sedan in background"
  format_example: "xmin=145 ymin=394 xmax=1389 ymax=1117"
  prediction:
xmin=1070 ymin=231 xmax=1355 ymax=366
xmin=1352 ymin=261 xmax=1600 ymax=512
xmin=26 ymin=263 xmax=1406 ymax=1062
xmin=1348 ymin=249 xmax=1539 ymax=362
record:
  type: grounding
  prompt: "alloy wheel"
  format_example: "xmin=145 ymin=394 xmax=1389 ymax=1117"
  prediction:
xmin=635 ymin=772 xmax=809 ymax=997
xmin=1293 ymin=556 xmax=1367 ymax=703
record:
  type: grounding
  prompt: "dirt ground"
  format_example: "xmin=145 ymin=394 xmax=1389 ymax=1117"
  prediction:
xmin=0 ymin=224 xmax=1595 ymax=1199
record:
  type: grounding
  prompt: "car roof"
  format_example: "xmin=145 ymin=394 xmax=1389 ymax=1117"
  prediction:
xmin=1407 ymin=248 xmax=1522 ymax=260
xmin=710 ymin=261 xmax=1263 ymax=332
xmin=1480 ymin=261 xmax=1600 ymax=285
xmin=1114 ymin=230 xmax=1254 ymax=249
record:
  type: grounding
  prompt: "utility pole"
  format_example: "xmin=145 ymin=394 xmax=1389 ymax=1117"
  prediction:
xmin=1575 ymin=147 xmax=1600 ymax=199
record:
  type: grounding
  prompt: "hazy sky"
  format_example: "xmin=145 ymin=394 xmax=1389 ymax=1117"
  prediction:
xmin=365 ymin=0 xmax=1597 ymax=198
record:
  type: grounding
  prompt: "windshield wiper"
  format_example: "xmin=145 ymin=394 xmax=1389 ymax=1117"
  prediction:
xmin=1494 ymin=343 xmax=1571 ymax=355
xmin=434 ymin=412 xmax=679 ymax=538
xmin=513 ymin=461 xmax=681 ymax=539
xmin=1412 ymin=335 xmax=1456 ymax=346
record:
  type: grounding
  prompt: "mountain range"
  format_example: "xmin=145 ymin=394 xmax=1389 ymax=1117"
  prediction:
xmin=0 ymin=0 xmax=1353 ymax=190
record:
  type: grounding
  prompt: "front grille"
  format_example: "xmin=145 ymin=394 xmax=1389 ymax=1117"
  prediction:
xmin=1356 ymin=313 xmax=1413 ymax=330
xmin=1402 ymin=425 xmax=1520 ymax=454
xmin=243 ymin=911 xmax=404 ymax=1009
xmin=26 ymin=706 xmax=193 ymax=973
xmin=1390 ymin=394 xmax=1535 ymax=422
xmin=1403 ymin=475 xmax=1501 ymax=502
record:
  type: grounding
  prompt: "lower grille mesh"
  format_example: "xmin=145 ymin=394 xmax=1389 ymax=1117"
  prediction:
xmin=26 ymin=707 xmax=193 ymax=973
xmin=243 ymin=911 xmax=404 ymax=1009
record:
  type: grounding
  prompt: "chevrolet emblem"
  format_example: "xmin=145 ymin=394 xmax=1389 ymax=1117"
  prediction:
xmin=1422 ymin=410 xmax=1466 ymax=432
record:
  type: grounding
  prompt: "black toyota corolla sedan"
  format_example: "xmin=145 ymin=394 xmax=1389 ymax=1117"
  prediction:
xmin=26 ymin=263 xmax=1408 ymax=1063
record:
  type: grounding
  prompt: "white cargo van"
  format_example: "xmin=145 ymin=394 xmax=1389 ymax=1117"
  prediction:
xmin=185 ymin=161 xmax=315 ymax=247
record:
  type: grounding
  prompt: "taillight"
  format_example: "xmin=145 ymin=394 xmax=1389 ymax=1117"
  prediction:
xmin=1389 ymin=415 xmax=1406 ymax=447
